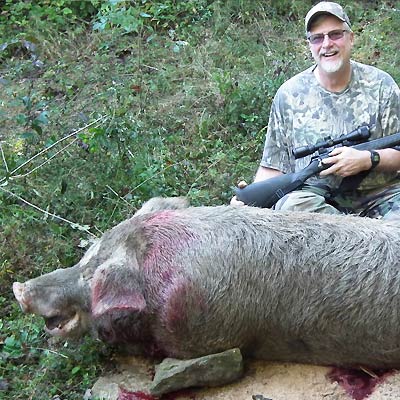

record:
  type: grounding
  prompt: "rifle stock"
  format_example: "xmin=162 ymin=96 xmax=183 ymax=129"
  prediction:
xmin=235 ymin=131 xmax=400 ymax=208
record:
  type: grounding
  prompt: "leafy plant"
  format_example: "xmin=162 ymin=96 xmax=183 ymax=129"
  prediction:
xmin=93 ymin=0 xmax=213 ymax=39
xmin=0 ymin=0 xmax=99 ymax=38
xmin=0 ymin=302 xmax=106 ymax=399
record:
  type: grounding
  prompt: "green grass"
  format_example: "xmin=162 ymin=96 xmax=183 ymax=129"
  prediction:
xmin=1 ymin=1 xmax=400 ymax=398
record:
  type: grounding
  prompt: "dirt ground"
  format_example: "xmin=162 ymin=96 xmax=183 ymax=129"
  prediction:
xmin=92 ymin=356 xmax=400 ymax=400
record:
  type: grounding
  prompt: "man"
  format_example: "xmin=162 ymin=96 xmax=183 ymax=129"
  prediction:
xmin=231 ymin=1 xmax=400 ymax=220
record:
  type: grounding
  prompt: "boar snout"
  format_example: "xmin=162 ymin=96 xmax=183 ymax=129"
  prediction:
xmin=12 ymin=274 xmax=92 ymax=339
xmin=13 ymin=282 xmax=29 ymax=312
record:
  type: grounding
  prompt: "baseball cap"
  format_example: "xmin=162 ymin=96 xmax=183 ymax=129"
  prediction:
xmin=305 ymin=2 xmax=351 ymax=32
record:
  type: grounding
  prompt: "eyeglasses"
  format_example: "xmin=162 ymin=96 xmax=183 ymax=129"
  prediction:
xmin=307 ymin=29 xmax=349 ymax=45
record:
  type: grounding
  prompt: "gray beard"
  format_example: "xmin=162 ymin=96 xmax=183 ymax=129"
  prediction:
xmin=318 ymin=57 xmax=344 ymax=73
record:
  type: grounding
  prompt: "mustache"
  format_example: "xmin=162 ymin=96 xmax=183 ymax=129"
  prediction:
xmin=319 ymin=48 xmax=339 ymax=57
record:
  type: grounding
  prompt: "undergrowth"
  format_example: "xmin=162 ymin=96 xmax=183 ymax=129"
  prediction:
xmin=1 ymin=0 xmax=399 ymax=398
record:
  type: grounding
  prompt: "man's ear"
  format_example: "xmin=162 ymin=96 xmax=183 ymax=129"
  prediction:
xmin=349 ymin=31 xmax=355 ymax=47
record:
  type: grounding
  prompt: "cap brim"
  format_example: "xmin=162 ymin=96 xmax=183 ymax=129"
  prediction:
xmin=306 ymin=11 xmax=346 ymax=32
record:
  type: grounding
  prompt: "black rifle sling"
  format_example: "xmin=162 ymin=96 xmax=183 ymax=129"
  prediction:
xmin=269 ymin=159 xmax=324 ymax=206
xmin=268 ymin=179 xmax=310 ymax=206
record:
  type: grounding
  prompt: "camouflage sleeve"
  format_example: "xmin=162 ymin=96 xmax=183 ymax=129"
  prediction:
xmin=380 ymin=75 xmax=400 ymax=138
xmin=260 ymin=90 xmax=293 ymax=174
xmin=355 ymin=68 xmax=400 ymax=191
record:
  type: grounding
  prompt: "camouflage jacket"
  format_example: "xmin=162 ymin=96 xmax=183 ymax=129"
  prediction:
xmin=260 ymin=60 xmax=400 ymax=192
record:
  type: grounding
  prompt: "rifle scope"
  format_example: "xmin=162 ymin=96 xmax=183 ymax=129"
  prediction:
xmin=292 ymin=125 xmax=370 ymax=159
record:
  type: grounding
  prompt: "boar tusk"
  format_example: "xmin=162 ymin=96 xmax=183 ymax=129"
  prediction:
xmin=45 ymin=312 xmax=80 ymax=337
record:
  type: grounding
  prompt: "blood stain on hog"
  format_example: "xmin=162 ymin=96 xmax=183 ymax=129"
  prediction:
xmin=328 ymin=367 xmax=395 ymax=400
xmin=118 ymin=388 xmax=195 ymax=400
xmin=142 ymin=212 xmax=197 ymax=271
xmin=118 ymin=389 xmax=154 ymax=400
xmin=162 ymin=277 xmax=207 ymax=333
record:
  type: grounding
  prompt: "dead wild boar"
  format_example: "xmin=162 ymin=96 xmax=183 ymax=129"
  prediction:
xmin=12 ymin=197 xmax=400 ymax=368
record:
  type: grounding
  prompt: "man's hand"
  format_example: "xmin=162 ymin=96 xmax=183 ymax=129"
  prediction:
xmin=230 ymin=180 xmax=247 ymax=206
xmin=320 ymin=147 xmax=371 ymax=177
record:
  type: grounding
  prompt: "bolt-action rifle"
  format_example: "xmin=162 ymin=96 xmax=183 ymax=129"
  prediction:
xmin=234 ymin=126 xmax=400 ymax=208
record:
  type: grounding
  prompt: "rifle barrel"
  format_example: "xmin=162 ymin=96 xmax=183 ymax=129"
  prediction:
xmin=353 ymin=132 xmax=400 ymax=151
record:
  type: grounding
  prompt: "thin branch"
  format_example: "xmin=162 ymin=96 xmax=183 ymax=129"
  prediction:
xmin=0 ymin=143 xmax=9 ymax=173
xmin=142 ymin=64 xmax=160 ymax=71
xmin=29 ymin=347 xmax=69 ymax=359
xmin=359 ymin=366 xmax=379 ymax=379
xmin=127 ymin=148 xmax=135 ymax=159
xmin=0 ymin=186 xmax=97 ymax=238
xmin=10 ymin=138 xmax=79 ymax=180
xmin=130 ymin=162 xmax=179 ymax=192
xmin=106 ymin=185 xmax=133 ymax=208
xmin=1 ymin=116 xmax=106 ymax=183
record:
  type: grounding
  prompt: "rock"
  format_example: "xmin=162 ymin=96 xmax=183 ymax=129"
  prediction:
xmin=149 ymin=348 xmax=244 ymax=396
xmin=92 ymin=355 xmax=154 ymax=400
xmin=91 ymin=378 xmax=119 ymax=400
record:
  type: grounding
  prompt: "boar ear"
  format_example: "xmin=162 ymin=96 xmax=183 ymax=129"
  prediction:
xmin=91 ymin=263 xmax=146 ymax=317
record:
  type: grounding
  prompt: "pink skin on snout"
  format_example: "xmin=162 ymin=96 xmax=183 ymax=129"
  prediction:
xmin=13 ymin=282 xmax=29 ymax=312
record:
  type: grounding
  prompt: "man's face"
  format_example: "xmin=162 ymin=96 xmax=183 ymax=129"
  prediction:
xmin=308 ymin=15 xmax=354 ymax=74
